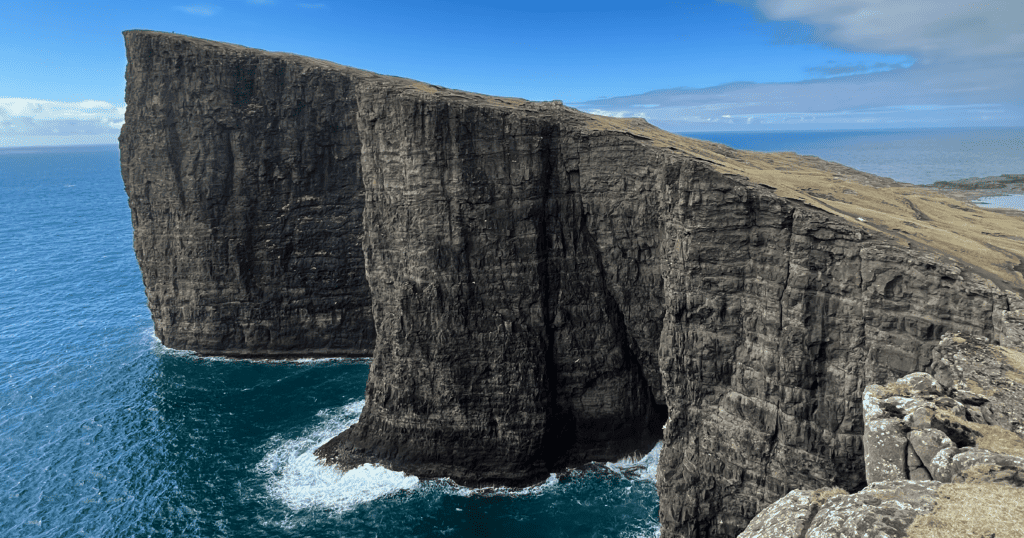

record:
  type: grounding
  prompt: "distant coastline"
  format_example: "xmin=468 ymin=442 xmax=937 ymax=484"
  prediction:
xmin=918 ymin=174 xmax=1024 ymax=202
xmin=680 ymin=126 xmax=1024 ymax=210
xmin=0 ymin=143 xmax=118 ymax=154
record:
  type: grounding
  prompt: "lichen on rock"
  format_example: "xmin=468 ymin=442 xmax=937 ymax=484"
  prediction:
xmin=740 ymin=334 xmax=1024 ymax=538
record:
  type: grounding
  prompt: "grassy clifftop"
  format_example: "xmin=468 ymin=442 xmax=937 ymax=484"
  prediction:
xmin=588 ymin=117 xmax=1024 ymax=289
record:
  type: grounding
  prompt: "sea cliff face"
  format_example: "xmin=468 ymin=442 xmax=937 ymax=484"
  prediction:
xmin=120 ymin=32 xmax=374 ymax=357
xmin=120 ymin=31 xmax=1024 ymax=538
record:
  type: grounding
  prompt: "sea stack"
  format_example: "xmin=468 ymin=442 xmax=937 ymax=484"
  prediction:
xmin=120 ymin=30 xmax=1024 ymax=538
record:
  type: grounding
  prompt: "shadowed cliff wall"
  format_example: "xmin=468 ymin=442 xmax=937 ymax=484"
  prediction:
xmin=318 ymin=88 xmax=670 ymax=484
xmin=120 ymin=31 xmax=1024 ymax=538
xmin=120 ymin=31 xmax=374 ymax=357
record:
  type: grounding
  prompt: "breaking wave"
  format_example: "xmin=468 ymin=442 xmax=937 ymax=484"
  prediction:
xmin=255 ymin=400 xmax=420 ymax=513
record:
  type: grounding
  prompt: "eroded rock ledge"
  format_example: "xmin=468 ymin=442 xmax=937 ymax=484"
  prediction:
xmin=739 ymin=334 xmax=1024 ymax=538
xmin=120 ymin=31 xmax=1024 ymax=538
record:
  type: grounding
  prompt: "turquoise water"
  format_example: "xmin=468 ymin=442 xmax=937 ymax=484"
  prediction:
xmin=977 ymin=194 xmax=1024 ymax=211
xmin=0 ymin=145 xmax=661 ymax=538
xmin=2 ymin=130 xmax=1021 ymax=537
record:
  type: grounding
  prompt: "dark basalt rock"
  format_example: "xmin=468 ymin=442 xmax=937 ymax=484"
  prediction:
xmin=120 ymin=30 xmax=1024 ymax=537
xmin=120 ymin=31 xmax=375 ymax=357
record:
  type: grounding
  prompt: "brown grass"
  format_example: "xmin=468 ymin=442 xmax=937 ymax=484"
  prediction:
xmin=935 ymin=409 xmax=1024 ymax=459
xmin=906 ymin=482 xmax=1024 ymax=538
xmin=965 ymin=379 xmax=994 ymax=397
xmin=809 ymin=487 xmax=848 ymax=505
xmin=972 ymin=421 xmax=1024 ymax=459
xmin=997 ymin=347 xmax=1024 ymax=385
xmin=575 ymin=114 xmax=1024 ymax=291
xmin=876 ymin=381 xmax=914 ymax=399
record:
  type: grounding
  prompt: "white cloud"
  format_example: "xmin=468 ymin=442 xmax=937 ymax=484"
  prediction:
xmin=0 ymin=98 xmax=126 ymax=143
xmin=578 ymin=2 xmax=1024 ymax=131
xmin=572 ymin=57 xmax=1024 ymax=131
xmin=587 ymin=109 xmax=630 ymax=118
xmin=176 ymin=4 xmax=219 ymax=16
xmin=752 ymin=0 xmax=1024 ymax=60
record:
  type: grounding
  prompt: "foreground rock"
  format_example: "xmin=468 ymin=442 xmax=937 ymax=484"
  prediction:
xmin=120 ymin=31 xmax=1024 ymax=537
xmin=739 ymin=334 xmax=1024 ymax=538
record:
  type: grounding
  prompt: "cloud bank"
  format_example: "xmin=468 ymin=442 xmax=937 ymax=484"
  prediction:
xmin=0 ymin=98 xmax=125 ymax=147
xmin=754 ymin=0 xmax=1024 ymax=60
xmin=575 ymin=1 xmax=1024 ymax=131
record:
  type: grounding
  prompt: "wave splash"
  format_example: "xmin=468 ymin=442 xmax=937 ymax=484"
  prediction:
xmin=255 ymin=400 xmax=420 ymax=512
xmin=605 ymin=441 xmax=662 ymax=482
xmin=255 ymin=400 xmax=662 ymax=538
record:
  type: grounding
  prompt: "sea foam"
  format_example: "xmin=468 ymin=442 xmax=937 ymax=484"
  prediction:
xmin=605 ymin=441 xmax=662 ymax=482
xmin=149 ymin=332 xmax=371 ymax=364
xmin=256 ymin=400 xmax=420 ymax=512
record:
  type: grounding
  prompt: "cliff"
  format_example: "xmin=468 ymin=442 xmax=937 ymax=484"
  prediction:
xmin=739 ymin=334 xmax=1024 ymax=538
xmin=120 ymin=31 xmax=1024 ymax=537
xmin=120 ymin=31 xmax=375 ymax=357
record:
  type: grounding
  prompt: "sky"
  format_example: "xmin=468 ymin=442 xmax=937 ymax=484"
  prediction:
xmin=1 ymin=0 xmax=1022 ymax=146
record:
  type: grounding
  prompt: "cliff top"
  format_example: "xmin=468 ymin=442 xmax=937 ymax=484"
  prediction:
xmin=124 ymin=30 xmax=1024 ymax=290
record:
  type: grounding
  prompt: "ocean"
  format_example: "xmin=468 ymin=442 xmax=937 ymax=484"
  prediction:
xmin=0 ymin=144 xmax=659 ymax=538
xmin=680 ymin=127 xmax=1024 ymax=211
xmin=1 ymin=128 xmax=1021 ymax=537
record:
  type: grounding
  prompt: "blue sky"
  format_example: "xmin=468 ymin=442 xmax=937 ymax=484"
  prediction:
xmin=1 ymin=0 xmax=1022 ymax=146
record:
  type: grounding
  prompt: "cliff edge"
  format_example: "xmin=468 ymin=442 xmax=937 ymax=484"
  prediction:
xmin=739 ymin=334 xmax=1024 ymax=538
xmin=120 ymin=30 xmax=1024 ymax=538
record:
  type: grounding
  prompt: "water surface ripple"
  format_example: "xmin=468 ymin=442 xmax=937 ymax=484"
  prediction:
xmin=0 ymin=145 xmax=659 ymax=538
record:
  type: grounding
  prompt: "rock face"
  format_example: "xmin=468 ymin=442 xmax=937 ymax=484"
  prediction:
xmin=739 ymin=482 xmax=940 ymax=538
xmin=316 ymin=88 xmax=672 ymax=484
xmin=120 ymin=31 xmax=1024 ymax=537
xmin=120 ymin=31 xmax=375 ymax=357
xmin=738 ymin=335 xmax=1024 ymax=538
xmin=860 ymin=335 xmax=1024 ymax=485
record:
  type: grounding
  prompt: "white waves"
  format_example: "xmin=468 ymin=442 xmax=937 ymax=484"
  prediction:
xmin=256 ymin=400 xmax=419 ymax=512
xmin=605 ymin=441 xmax=662 ymax=483
xmin=432 ymin=472 xmax=562 ymax=499
xmin=147 ymin=332 xmax=370 ymax=364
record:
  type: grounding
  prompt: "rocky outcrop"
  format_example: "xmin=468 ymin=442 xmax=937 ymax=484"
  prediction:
xmin=120 ymin=31 xmax=1024 ymax=537
xmin=739 ymin=482 xmax=939 ymax=538
xmin=738 ymin=334 xmax=1024 ymax=538
xmin=861 ymin=335 xmax=1024 ymax=485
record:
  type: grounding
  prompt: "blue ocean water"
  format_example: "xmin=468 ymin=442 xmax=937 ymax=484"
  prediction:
xmin=0 ymin=145 xmax=660 ymax=538
xmin=680 ymin=127 xmax=1024 ymax=189
xmin=2 ymin=129 xmax=1022 ymax=537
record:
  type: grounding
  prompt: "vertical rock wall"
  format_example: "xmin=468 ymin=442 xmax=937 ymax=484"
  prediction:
xmin=121 ymin=32 xmax=374 ymax=356
xmin=655 ymin=170 xmax=1019 ymax=537
xmin=318 ymin=96 xmax=668 ymax=484
xmin=120 ymin=31 xmax=1024 ymax=538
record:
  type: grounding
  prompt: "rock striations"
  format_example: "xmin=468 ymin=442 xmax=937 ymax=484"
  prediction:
xmin=120 ymin=31 xmax=375 ymax=357
xmin=739 ymin=334 xmax=1024 ymax=538
xmin=120 ymin=31 xmax=1024 ymax=538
